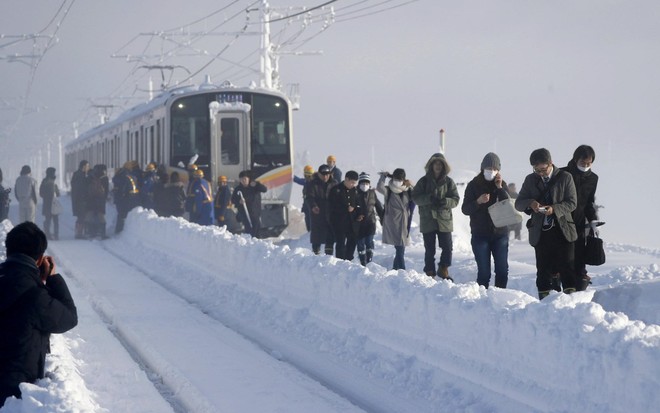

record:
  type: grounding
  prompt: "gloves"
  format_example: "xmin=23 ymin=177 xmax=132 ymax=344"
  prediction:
xmin=589 ymin=220 xmax=599 ymax=237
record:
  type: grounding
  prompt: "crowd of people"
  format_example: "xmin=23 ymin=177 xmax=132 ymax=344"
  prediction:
xmin=296 ymin=146 xmax=600 ymax=299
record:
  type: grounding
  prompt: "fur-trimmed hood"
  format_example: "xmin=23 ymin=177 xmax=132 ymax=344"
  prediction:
xmin=423 ymin=153 xmax=451 ymax=179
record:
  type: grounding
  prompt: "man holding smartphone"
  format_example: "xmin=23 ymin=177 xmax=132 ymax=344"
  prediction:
xmin=0 ymin=222 xmax=78 ymax=406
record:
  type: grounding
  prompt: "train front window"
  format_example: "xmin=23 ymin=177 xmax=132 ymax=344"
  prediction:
xmin=171 ymin=95 xmax=210 ymax=166
xmin=251 ymin=94 xmax=289 ymax=167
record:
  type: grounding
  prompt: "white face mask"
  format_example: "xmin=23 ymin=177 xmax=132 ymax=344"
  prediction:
xmin=483 ymin=169 xmax=498 ymax=181
xmin=577 ymin=165 xmax=591 ymax=173
xmin=392 ymin=179 xmax=403 ymax=188
xmin=359 ymin=183 xmax=370 ymax=192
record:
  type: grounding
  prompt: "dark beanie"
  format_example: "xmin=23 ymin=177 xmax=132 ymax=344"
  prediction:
xmin=529 ymin=148 xmax=552 ymax=165
xmin=481 ymin=153 xmax=501 ymax=170
xmin=345 ymin=170 xmax=359 ymax=181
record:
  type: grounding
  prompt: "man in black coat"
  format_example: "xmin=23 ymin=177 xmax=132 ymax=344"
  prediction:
xmin=231 ymin=170 xmax=267 ymax=237
xmin=0 ymin=222 xmax=78 ymax=407
xmin=305 ymin=164 xmax=337 ymax=255
xmin=562 ymin=145 xmax=600 ymax=291
xmin=328 ymin=170 xmax=361 ymax=261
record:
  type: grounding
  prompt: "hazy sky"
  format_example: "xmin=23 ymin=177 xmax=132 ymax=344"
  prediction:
xmin=1 ymin=0 xmax=659 ymax=248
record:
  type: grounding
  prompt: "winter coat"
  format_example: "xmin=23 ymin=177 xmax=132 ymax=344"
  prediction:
xmin=231 ymin=181 xmax=267 ymax=228
xmin=0 ymin=254 xmax=77 ymax=395
xmin=86 ymin=175 xmax=107 ymax=215
xmin=14 ymin=175 xmax=37 ymax=207
xmin=190 ymin=178 xmax=214 ymax=225
xmin=162 ymin=182 xmax=186 ymax=217
xmin=330 ymin=166 xmax=343 ymax=184
xmin=113 ymin=169 xmax=141 ymax=217
xmin=39 ymin=177 xmax=60 ymax=216
xmin=0 ymin=184 xmax=9 ymax=221
xmin=377 ymin=174 xmax=414 ymax=246
xmin=305 ymin=175 xmax=337 ymax=244
xmin=561 ymin=161 xmax=598 ymax=235
xmin=328 ymin=182 xmax=360 ymax=236
xmin=141 ymin=171 xmax=158 ymax=210
xmin=461 ymin=174 xmax=510 ymax=236
xmin=355 ymin=188 xmax=384 ymax=238
xmin=412 ymin=155 xmax=460 ymax=234
xmin=515 ymin=166 xmax=577 ymax=247
xmin=70 ymin=169 xmax=88 ymax=217
xmin=214 ymin=185 xmax=232 ymax=222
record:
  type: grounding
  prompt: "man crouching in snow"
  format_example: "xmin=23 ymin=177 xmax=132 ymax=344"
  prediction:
xmin=0 ymin=222 xmax=78 ymax=407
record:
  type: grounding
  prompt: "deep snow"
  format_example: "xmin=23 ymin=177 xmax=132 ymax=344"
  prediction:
xmin=0 ymin=192 xmax=659 ymax=413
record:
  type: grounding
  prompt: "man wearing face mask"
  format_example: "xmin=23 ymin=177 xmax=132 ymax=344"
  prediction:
xmin=355 ymin=173 xmax=384 ymax=265
xmin=561 ymin=145 xmax=600 ymax=291
xmin=515 ymin=148 xmax=577 ymax=299
xmin=461 ymin=153 xmax=511 ymax=289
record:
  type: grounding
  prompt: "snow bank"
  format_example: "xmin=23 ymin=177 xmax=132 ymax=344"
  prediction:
xmin=99 ymin=208 xmax=660 ymax=413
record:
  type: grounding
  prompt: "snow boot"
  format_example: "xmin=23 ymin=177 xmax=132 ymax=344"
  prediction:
xmin=438 ymin=266 xmax=454 ymax=282
xmin=576 ymin=274 xmax=592 ymax=291
xmin=425 ymin=270 xmax=436 ymax=277
xmin=358 ymin=252 xmax=367 ymax=266
xmin=366 ymin=249 xmax=373 ymax=264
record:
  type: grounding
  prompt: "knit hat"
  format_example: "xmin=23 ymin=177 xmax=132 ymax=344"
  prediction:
xmin=480 ymin=152 xmax=501 ymax=171
xmin=392 ymin=168 xmax=406 ymax=180
xmin=327 ymin=155 xmax=336 ymax=163
xmin=345 ymin=170 xmax=359 ymax=181
xmin=358 ymin=172 xmax=371 ymax=183
xmin=318 ymin=164 xmax=331 ymax=174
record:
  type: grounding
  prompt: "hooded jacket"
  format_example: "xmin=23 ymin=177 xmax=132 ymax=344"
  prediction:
xmin=0 ymin=254 xmax=77 ymax=396
xmin=412 ymin=153 xmax=460 ymax=233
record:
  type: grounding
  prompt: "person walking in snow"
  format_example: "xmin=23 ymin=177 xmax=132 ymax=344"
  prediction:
xmin=412 ymin=153 xmax=460 ymax=281
xmin=328 ymin=170 xmax=361 ymax=261
xmin=189 ymin=168 xmax=215 ymax=226
xmin=231 ymin=170 xmax=267 ymax=236
xmin=294 ymin=165 xmax=315 ymax=231
xmin=561 ymin=145 xmax=600 ymax=291
xmin=355 ymin=173 xmax=383 ymax=266
xmin=70 ymin=160 xmax=90 ymax=238
xmin=38 ymin=167 xmax=60 ymax=240
xmin=14 ymin=165 xmax=38 ymax=224
xmin=515 ymin=148 xmax=578 ymax=299
xmin=0 ymin=222 xmax=78 ymax=407
xmin=377 ymin=168 xmax=414 ymax=270
xmin=0 ymin=168 xmax=10 ymax=222
xmin=305 ymin=164 xmax=337 ymax=255
xmin=461 ymin=153 xmax=511 ymax=289
xmin=326 ymin=155 xmax=343 ymax=184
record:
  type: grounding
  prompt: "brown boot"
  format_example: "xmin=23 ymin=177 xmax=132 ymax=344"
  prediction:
xmin=438 ymin=266 xmax=454 ymax=282
xmin=425 ymin=270 xmax=436 ymax=277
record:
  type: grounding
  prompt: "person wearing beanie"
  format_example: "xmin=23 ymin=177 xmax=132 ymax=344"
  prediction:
xmin=326 ymin=155 xmax=342 ymax=183
xmin=39 ymin=167 xmax=61 ymax=240
xmin=377 ymin=168 xmax=415 ymax=270
xmin=561 ymin=145 xmax=600 ymax=291
xmin=14 ymin=165 xmax=38 ymax=224
xmin=515 ymin=148 xmax=578 ymax=299
xmin=305 ymin=164 xmax=337 ymax=254
xmin=355 ymin=172 xmax=384 ymax=265
xmin=412 ymin=153 xmax=460 ymax=281
xmin=328 ymin=170 xmax=361 ymax=261
xmin=461 ymin=153 xmax=511 ymax=289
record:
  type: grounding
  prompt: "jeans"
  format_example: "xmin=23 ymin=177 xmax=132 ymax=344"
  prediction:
xmin=423 ymin=231 xmax=452 ymax=273
xmin=357 ymin=235 xmax=375 ymax=261
xmin=393 ymin=245 xmax=406 ymax=270
xmin=471 ymin=233 xmax=509 ymax=288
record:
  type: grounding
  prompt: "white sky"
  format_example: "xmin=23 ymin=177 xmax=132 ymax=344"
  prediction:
xmin=1 ymin=0 xmax=659 ymax=248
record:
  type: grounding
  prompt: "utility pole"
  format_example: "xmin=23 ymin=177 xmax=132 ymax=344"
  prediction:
xmin=439 ymin=129 xmax=446 ymax=154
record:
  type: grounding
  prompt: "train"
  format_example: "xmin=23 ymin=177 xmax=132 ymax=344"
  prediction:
xmin=64 ymin=80 xmax=294 ymax=237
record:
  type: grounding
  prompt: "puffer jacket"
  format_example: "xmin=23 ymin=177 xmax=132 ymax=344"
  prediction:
xmin=515 ymin=166 xmax=577 ymax=247
xmin=412 ymin=153 xmax=460 ymax=233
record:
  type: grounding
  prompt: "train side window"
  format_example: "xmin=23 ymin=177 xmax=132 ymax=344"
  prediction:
xmin=220 ymin=118 xmax=239 ymax=165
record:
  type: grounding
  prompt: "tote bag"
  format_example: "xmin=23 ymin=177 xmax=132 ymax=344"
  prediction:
xmin=488 ymin=198 xmax=523 ymax=228
xmin=584 ymin=234 xmax=606 ymax=266
xmin=51 ymin=196 xmax=62 ymax=215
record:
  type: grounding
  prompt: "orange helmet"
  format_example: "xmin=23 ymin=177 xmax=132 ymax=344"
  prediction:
xmin=187 ymin=164 xmax=198 ymax=171
xmin=193 ymin=168 xmax=204 ymax=178
xmin=303 ymin=165 xmax=314 ymax=176
xmin=218 ymin=175 xmax=228 ymax=183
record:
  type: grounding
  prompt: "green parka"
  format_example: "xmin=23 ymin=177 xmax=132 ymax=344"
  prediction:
xmin=412 ymin=153 xmax=460 ymax=233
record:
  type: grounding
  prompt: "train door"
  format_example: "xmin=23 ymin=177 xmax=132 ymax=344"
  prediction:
xmin=210 ymin=105 xmax=251 ymax=184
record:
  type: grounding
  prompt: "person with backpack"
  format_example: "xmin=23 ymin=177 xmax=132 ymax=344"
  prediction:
xmin=377 ymin=168 xmax=414 ymax=270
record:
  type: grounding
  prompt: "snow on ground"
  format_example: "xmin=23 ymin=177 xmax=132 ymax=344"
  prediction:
xmin=1 ymin=195 xmax=659 ymax=413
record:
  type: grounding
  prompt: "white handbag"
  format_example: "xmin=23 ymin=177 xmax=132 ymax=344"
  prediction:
xmin=488 ymin=198 xmax=522 ymax=228
xmin=51 ymin=196 xmax=62 ymax=215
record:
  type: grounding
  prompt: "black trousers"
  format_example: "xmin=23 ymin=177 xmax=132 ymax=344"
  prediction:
xmin=534 ymin=226 xmax=576 ymax=294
